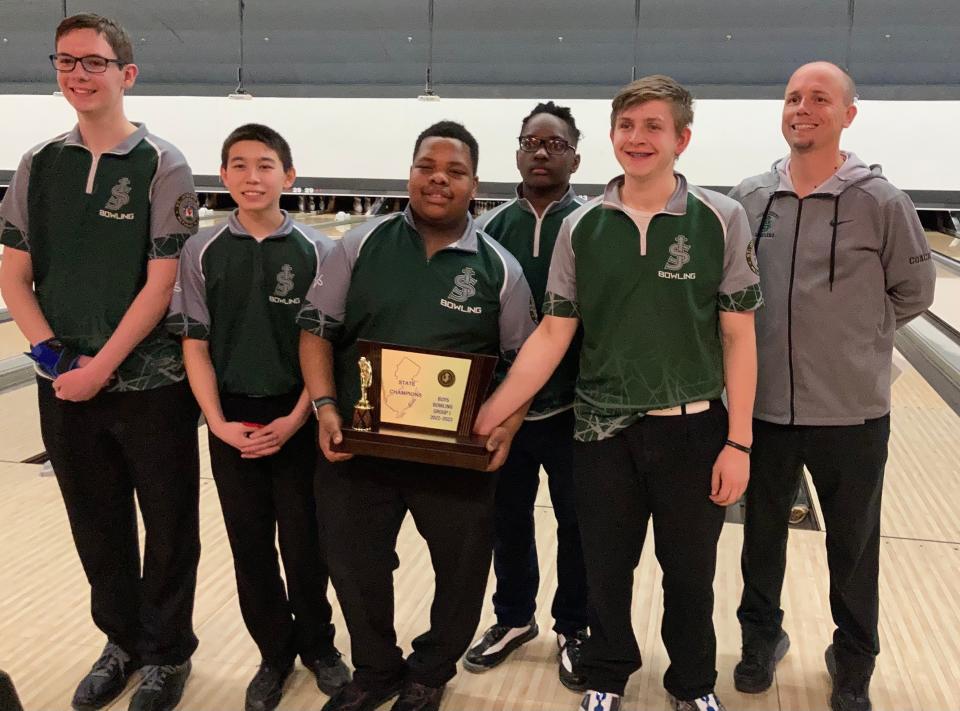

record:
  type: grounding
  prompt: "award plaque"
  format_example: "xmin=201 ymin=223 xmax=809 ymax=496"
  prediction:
xmin=331 ymin=339 xmax=498 ymax=470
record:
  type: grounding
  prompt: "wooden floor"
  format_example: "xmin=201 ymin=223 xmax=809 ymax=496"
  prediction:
xmin=1 ymin=347 xmax=958 ymax=711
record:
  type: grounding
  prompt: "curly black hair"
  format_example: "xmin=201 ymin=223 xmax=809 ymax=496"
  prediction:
xmin=520 ymin=101 xmax=581 ymax=144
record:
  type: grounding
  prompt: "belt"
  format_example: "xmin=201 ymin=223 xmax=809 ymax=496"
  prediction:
xmin=647 ymin=400 xmax=711 ymax=417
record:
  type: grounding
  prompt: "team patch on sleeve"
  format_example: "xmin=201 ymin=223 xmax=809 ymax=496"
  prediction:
xmin=175 ymin=193 xmax=200 ymax=229
xmin=745 ymin=240 xmax=759 ymax=275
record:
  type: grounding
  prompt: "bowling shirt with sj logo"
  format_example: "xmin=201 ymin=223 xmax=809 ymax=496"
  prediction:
xmin=475 ymin=185 xmax=584 ymax=420
xmin=545 ymin=174 xmax=763 ymax=441
xmin=167 ymin=211 xmax=332 ymax=397
xmin=0 ymin=123 xmax=198 ymax=391
xmin=297 ymin=207 xmax=537 ymax=423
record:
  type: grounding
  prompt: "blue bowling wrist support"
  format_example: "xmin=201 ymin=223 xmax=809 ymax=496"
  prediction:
xmin=25 ymin=338 xmax=79 ymax=379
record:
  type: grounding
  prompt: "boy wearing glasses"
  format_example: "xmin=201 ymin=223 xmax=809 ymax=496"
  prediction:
xmin=464 ymin=102 xmax=590 ymax=691
xmin=475 ymin=76 xmax=761 ymax=711
xmin=0 ymin=14 xmax=201 ymax=711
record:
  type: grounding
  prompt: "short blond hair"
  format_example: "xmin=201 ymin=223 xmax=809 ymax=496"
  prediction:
xmin=610 ymin=75 xmax=694 ymax=133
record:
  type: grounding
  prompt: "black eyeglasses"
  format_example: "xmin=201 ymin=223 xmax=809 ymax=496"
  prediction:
xmin=518 ymin=136 xmax=575 ymax=155
xmin=49 ymin=53 xmax=126 ymax=73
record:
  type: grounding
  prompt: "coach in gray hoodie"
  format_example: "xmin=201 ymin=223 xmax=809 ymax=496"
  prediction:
xmin=728 ymin=62 xmax=935 ymax=711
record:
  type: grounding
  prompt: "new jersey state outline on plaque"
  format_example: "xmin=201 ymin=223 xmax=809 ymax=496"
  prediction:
xmin=379 ymin=349 xmax=472 ymax=432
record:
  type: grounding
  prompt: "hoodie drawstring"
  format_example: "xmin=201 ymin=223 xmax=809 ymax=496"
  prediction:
xmin=828 ymin=194 xmax=840 ymax=291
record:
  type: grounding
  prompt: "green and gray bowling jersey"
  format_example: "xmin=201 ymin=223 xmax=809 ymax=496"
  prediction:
xmin=0 ymin=124 xmax=198 ymax=390
xmin=167 ymin=211 xmax=332 ymax=396
xmin=297 ymin=208 xmax=537 ymax=423
xmin=476 ymin=185 xmax=583 ymax=419
xmin=545 ymin=174 xmax=763 ymax=441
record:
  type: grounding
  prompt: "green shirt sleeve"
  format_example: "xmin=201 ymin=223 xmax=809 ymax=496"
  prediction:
xmin=0 ymin=151 xmax=32 ymax=252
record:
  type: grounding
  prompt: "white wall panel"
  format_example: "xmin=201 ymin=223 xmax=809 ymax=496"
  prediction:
xmin=1 ymin=94 xmax=956 ymax=192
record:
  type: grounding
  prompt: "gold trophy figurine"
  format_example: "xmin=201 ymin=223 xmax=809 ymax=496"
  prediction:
xmin=352 ymin=356 xmax=374 ymax=431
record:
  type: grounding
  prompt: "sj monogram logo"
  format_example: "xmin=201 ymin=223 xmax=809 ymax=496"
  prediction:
xmin=99 ymin=177 xmax=135 ymax=220
xmin=269 ymin=264 xmax=300 ymax=305
xmin=441 ymin=267 xmax=482 ymax=314
xmin=658 ymin=235 xmax=696 ymax=280
xmin=447 ymin=267 xmax=477 ymax=303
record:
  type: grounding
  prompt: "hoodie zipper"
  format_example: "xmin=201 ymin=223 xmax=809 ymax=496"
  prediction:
xmin=787 ymin=199 xmax=803 ymax=426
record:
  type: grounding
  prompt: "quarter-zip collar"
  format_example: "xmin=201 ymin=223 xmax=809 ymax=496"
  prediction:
xmin=601 ymin=173 xmax=688 ymax=256
xmin=514 ymin=183 xmax=580 ymax=258
xmin=63 ymin=122 xmax=149 ymax=195
xmin=63 ymin=122 xmax=148 ymax=156
xmin=403 ymin=204 xmax=479 ymax=254
xmin=227 ymin=209 xmax=295 ymax=240
xmin=601 ymin=173 xmax=689 ymax=215
xmin=514 ymin=183 xmax=579 ymax=216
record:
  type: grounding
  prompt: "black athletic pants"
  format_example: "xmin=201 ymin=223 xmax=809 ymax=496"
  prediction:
xmin=492 ymin=409 xmax=588 ymax=635
xmin=208 ymin=392 xmax=336 ymax=666
xmin=738 ymin=415 xmax=889 ymax=678
xmin=573 ymin=402 xmax=728 ymax=700
xmin=320 ymin=456 xmax=497 ymax=690
xmin=38 ymin=379 xmax=200 ymax=665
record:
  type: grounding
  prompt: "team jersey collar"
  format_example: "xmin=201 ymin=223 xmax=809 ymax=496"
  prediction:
xmin=227 ymin=209 xmax=295 ymax=240
xmin=601 ymin=173 xmax=689 ymax=216
xmin=63 ymin=122 xmax=148 ymax=156
xmin=402 ymin=204 xmax=479 ymax=253
xmin=515 ymin=183 xmax=579 ymax=216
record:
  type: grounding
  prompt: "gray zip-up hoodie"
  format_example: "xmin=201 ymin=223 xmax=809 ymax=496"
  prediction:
xmin=730 ymin=153 xmax=936 ymax=426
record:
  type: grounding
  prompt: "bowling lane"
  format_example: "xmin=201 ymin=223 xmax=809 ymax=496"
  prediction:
xmin=197 ymin=207 xmax=376 ymax=241
xmin=930 ymin=259 xmax=960 ymax=335
xmin=927 ymin=229 xmax=960 ymax=262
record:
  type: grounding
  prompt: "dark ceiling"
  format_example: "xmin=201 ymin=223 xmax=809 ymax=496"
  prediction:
xmin=0 ymin=0 xmax=957 ymax=98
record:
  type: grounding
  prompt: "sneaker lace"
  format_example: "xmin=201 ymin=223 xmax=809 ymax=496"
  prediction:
xmin=487 ymin=624 xmax=514 ymax=641
xmin=90 ymin=643 xmax=130 ymax=679
xmin=139 ymin=664 xmax=179 ymax=692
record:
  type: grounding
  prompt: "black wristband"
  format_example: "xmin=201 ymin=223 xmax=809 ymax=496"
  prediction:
xmin=725 ymin=439 xmax=752 ymax=455
xmin=311 ymin=396 xmax=338 ymax=415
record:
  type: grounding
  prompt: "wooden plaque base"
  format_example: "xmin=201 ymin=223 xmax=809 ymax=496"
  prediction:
xmin=332 ymin=426 xmax=492 ymax=471
xmin=331 ymin=340 xmax=498 ymax=472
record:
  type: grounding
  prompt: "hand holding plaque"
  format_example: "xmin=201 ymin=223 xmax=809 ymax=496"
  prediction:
xmin=331 ymin=340 xmax=497 ymax=470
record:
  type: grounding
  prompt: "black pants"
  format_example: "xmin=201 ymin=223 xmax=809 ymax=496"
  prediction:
xmin=320 ymin=456 xmax=498 ymax=690
xmin=573 ymin=402 xmax=727 ymax=700
xmin=208 ymin=392 xmax=336 ymax=666
xmin=738 ymin=415 xmax=889 ymax=677
xmin=38 ymin=379 xmax=200 ymax=665
xmin=492 ymin=409 xmax=588 ymax=635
